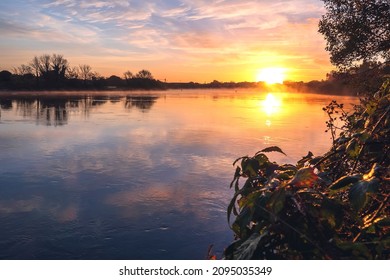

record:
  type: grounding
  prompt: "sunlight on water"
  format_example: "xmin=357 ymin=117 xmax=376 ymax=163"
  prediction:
xmin=262 ymin=93 xmax=281 ymax=116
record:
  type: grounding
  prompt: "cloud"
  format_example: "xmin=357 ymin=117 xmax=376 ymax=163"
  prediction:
xmin=0 ymin=0 xmax=332 ymax=81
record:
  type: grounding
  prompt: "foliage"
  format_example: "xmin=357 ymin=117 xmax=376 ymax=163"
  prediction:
xmin=319 ymin=0 xmax=390 ymax=68
xmin=224 ymin=81 xmax=390 ymax=259
xmin=327 ymin=61 xmax=390 ymax=95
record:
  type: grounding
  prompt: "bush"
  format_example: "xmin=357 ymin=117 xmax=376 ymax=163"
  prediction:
xmin=224 ymin=80 xmax=390 ymax=259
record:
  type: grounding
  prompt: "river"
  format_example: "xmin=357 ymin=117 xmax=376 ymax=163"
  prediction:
xmin=0 ymin=89 xmax=357 ymax=259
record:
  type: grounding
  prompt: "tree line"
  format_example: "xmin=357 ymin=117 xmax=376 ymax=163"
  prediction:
xmin=0 ymin=54 xmax=164 ymax=90
xmin=1 ymin=53 xmax=389 ymax=94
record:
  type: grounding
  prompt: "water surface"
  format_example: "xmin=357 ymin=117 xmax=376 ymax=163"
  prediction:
xmin=0 ymin=89 xmax=357 ymax=259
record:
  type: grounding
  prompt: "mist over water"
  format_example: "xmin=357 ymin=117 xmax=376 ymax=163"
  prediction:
xmin=0 ymin=89 xmax=357 ymax=259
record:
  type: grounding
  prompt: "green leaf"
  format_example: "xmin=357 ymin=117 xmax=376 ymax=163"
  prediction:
xmin=254 ymin=153 xmax=269 ymax=166
xmin=246 ymin=193 xmax=271 ymax=221
xmin=233 ymin=156 xmax=248 ymax=166
xmin=348 ymin=176 xmax=380 ymax=212
xmin=346 ymin=139 xmax=360 ymax=158
xmin=233 ymin=207 xmax=253 ymax=239
xmin=231 ymin=223 xmax=241 ymax=236
xmin=241 ymin=158 xmax=260 ymax=177
xmin=234 ymin=179 xmax=240 ymax=192
xmin=320 ymin=198 xmax=344 ymax=228
xmin=256 ymin=146 xmax=287 ymax=156
xmin=227 ymin=199 xmax=235 ymax=225
xmin=229 ymin=166 xmax=241 ymax=190
xmin=328 ymin=174 xmax=362 ymax=192
xmin=366 ymin=178 xmax=380 ymax=193
xmin=348 ymin=181 xmax=368 ymax=211
xmin=266 ymin=188 xmax=286 ymax=215
xmin=238 ymin=191 xmax=262 ymax=210
xmin=227 ymin=192 xmax=241 ymax=225
xmin=234 ymin=233 xmax=265 ymax=260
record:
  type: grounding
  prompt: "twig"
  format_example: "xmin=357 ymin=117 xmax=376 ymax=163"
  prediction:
xmin=353 ymin=194 xmax=389 ymax=243
xmin=313 ymin=149 xmax=344 ymax=168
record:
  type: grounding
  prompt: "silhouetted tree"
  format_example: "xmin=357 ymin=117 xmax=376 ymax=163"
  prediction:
xmin=38 ymin=54 xmax=51 ymax=78
xmin=0 ymin=70 xmax=12 ymax=82
xmin=328 ymin=61 xmax=389 ymax=94
xmin=30 ymin=57 xmax=40 ymax=77
xmin=135 ymin=69 xmax=153 ymax=79
xmin=30 ymin=56 xmax=41 ymax=86
xmin=319 ymin=0 xmax=390 ymax=68
xmin=90 ymin=71 xmax=101 ymax=81
xmin=13 ymin=64 xmax=33 ymax=76
xmin=79 ymin=64 xmax=92 ymax=85
xmin=50 ymin=54 xmax=68 ymax=79
xmin=0 ymin=70 xmax=13 ymax=89
xmin=66 ymin=66 xmax=80 ymax=79
xmin=106 ymin=75 xmax=125 ymax=87
xmin=123 ymin=70 xmax=133 ymax=85
xmin=123 ymin=70 xmax=133 ymax=79
xmin=90 ymin=71 xmax=104 ymax=88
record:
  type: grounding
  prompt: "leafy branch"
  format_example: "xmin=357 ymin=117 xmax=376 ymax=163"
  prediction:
xmin=224 ymin=80 xmax=390 ymax=259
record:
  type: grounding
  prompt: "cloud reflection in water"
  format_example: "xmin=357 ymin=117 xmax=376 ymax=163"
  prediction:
xmin=0 ymin=90 xmax=358 ymax=259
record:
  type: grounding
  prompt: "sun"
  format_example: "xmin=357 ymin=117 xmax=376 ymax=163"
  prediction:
xmin=257 ymin=68 xmax=286 ymax=84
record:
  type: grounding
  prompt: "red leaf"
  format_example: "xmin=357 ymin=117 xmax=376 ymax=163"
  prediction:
xmin=289 ymin=167 xmax=318 ymax=187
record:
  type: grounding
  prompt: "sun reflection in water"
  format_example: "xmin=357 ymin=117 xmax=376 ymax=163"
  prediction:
xmin=261 ymin=93 xmax=282 ymax=127
xmin=262 ymin=93 xmax=281 ymax=116
xmin=263 ymin=136 xmax=271 ymax=145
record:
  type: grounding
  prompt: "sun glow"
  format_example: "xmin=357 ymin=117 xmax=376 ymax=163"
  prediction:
xmin=257 ymin=68 xmax=286 ymax=84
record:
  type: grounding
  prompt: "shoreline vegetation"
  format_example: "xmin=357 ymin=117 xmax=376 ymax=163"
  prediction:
xmin=223 ymin=79 xmax=389 ymax=260
xmin=2 ymin=54 xmax=387 ymax=96
xmin=220 ymin=0 xmax=390 ymax=260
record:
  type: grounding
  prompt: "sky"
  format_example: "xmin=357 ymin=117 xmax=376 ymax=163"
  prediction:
xmin=0 ymin=0 xmax=334 ymax=82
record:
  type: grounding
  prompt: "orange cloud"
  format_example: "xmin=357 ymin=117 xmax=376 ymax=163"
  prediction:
xmin=0 ymin=0 xmax=333 ymax=82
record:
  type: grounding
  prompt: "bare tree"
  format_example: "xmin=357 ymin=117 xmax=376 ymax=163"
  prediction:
xmin=30 ymin=56 xmax=41 ymax=78
xmin=38 ymin=54 xmax=51 ymax=77
xmin=79 ymin=64 xmax=92 ymax=84
xmin=124 ymin=70 xmax=133 ymax=80
xmin=13 ymin=64 xmax=33 ymax=76
xmin=51 ymin=54 xmax=68 ymax=78
xmin=123 ymin=70 xmax=133 ymax=85
xmin=90 ymin=71 xmax=101 ymax=80
xmin=66 ymin=66 xmax=80 ymax=79
xmin=135 ymin=69 xmax=153 ymax=79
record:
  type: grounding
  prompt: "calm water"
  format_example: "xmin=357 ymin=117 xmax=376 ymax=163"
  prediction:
xmin=0 ymin=89 xmax=357 ymax=259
